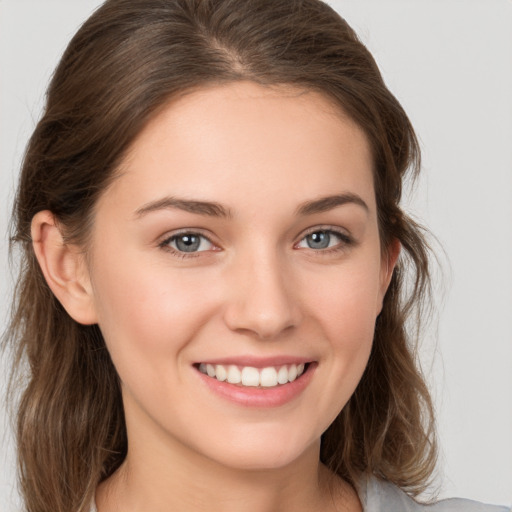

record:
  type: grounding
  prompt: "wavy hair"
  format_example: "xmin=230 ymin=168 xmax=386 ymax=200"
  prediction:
xmin=4 ymin=1 xmax=437 ymax=510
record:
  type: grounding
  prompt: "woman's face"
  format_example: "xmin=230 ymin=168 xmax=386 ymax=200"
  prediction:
xmin=85 ymin=81 xmax=394 ymax=471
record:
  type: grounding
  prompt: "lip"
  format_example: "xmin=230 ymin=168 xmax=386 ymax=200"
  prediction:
xmin=194 ymin=361 xmax=317 ymax=408
xmin=195 ymin=355 xmax=313 ymax=368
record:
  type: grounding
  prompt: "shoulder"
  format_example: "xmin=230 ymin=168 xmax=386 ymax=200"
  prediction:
xmin=357 ymin=475 xmax=510 ymax=512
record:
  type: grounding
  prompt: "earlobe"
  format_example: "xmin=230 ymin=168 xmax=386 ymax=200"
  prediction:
xmin=31 ymin=210 xmax=98 ymax=325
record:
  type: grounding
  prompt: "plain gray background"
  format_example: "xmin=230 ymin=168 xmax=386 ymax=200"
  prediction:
xmin=1 ymin=1 xmax=511 ymax=510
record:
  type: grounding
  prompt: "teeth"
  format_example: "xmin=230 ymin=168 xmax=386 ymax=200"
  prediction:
xmin=215 ymin=364 xmax=227 ymax=382
xmin=241 ymin=367 xmax=259 ymax=386
xmin=260 ymin=367 xmax=278 ymax=387
xmin=277 ymin=366 xmax=289 ymax=385
xmin=206 ymin=364 xmax=216 ymax=378
xmin=227 ymin=365 xmax=241 ymax=384
xmin=198 ymin=363 xmax=307 ymax=387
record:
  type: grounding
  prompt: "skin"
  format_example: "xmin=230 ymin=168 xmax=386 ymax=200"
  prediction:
xmin=32 ymin=81 xmax=398 ymax=512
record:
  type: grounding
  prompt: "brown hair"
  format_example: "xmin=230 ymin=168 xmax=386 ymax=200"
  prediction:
xmin=4 ymin=0 xmax=436 ymax=510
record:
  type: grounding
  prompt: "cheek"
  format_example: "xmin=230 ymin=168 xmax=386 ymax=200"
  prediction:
xmin=89 ymin=251 xmax=217 ymax=367
xmin=302 ymin=259 xmax=381 ymax=416
xmin=307 ymin=260 xmax=382 ymax=345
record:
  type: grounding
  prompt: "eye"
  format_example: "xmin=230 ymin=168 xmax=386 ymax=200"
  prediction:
xmin=296 ymin=229 xmax=350 ymax=251
xmin=162 ymin=232 xmax=214 ymax=253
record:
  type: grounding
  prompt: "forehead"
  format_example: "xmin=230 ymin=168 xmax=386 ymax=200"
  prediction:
xmin=101 ymin=81 xmax=375 ymax=218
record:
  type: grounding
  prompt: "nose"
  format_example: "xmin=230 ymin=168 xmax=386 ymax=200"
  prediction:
xmin=223 ymin=249 xmax=302 ymax=340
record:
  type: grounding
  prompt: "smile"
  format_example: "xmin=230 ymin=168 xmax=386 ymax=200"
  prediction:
xmin=194 ymin=359 xmax=316 ymax=407
xmin=198 ymin=363 xmax=307 ymax=388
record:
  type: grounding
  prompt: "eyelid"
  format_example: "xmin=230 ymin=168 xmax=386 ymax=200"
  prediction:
xmin=296 ymin=225 xmax=352 ymax=242
xmin=158 ymin=228 xmax=219 ymax=256
xmin=157 ymin=225 xmax=354 ymax=258
xmin=294 ymin=225 xmax=354 ymax=252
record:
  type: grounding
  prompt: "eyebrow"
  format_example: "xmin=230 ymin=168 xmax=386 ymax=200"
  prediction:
xmin=135 ymin=197 xmax=232 ymax=219
xmin=296 ymin=193 xmax=369 ymax=216
xmin=134 ymin=192 xmax=368 ymax=219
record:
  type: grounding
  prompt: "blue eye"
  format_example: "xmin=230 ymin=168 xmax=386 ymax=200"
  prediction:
xmin=164 ymin=233 xmax=214 ymax=253
xmin=297 ymin=229 xmax=348 ymax=250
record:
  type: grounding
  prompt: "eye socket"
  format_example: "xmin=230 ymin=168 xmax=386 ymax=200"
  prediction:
xmin=161 ymin=228 xmax=351 ymax=256
xmin=296 ymin=229 xmax=349 ymax=251
xmin=163 ymin=232 xmax=214 ymax=253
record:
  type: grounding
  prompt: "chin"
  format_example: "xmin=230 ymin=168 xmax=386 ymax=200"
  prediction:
xmin=194 ymin=425 xmax=320 ymax=472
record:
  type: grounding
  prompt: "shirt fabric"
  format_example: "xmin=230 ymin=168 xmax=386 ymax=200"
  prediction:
xmin=357 ymin=476 xmax=510 ymax=512
xmin=89 ymin=475 xmax=510 ymax=511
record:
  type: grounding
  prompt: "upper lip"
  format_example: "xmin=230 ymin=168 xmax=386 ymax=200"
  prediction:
xmin=195 ymin=356 xmax=314 ymax=368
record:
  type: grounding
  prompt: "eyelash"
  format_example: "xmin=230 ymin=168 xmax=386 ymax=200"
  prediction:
xmin=296 ymin=226 xmax=354 ymax=255
xmin=158 ymin=226 xmax=354 ymax=259
xmin=158 ymin=229 xmax=214 ymax=259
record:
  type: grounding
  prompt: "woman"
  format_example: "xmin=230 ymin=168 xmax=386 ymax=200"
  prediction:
xmin=3 ymin=1 xmax=508 ymax=511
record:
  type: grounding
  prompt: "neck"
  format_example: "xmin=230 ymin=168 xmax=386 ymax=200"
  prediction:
xmin=95 ymin=388 xmax=361 ymax=512
xmin=96 ymin=434 xmax=358 ymax=512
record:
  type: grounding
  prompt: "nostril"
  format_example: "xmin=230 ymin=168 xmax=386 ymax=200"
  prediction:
xmin=222 ymin=264 xmax=302 ymax=339
xmin=223 ymin=303 xmax=301 ymax=340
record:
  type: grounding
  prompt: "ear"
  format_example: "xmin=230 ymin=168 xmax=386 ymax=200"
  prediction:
xmin=31 ymin=210 xmax=98 ymax=325
xmin=377 ymin=237 xmax=401 ymax=313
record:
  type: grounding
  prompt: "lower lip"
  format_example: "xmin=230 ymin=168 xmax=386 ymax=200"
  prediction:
xmin=195 ymin=363 xmax=317 ymax=408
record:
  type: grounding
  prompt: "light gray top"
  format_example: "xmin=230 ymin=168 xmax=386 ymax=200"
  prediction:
xmin=357 ymin=476 xmax=510 ymax=512
xmin=89 ymin=476 xmax=510 ymax=511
